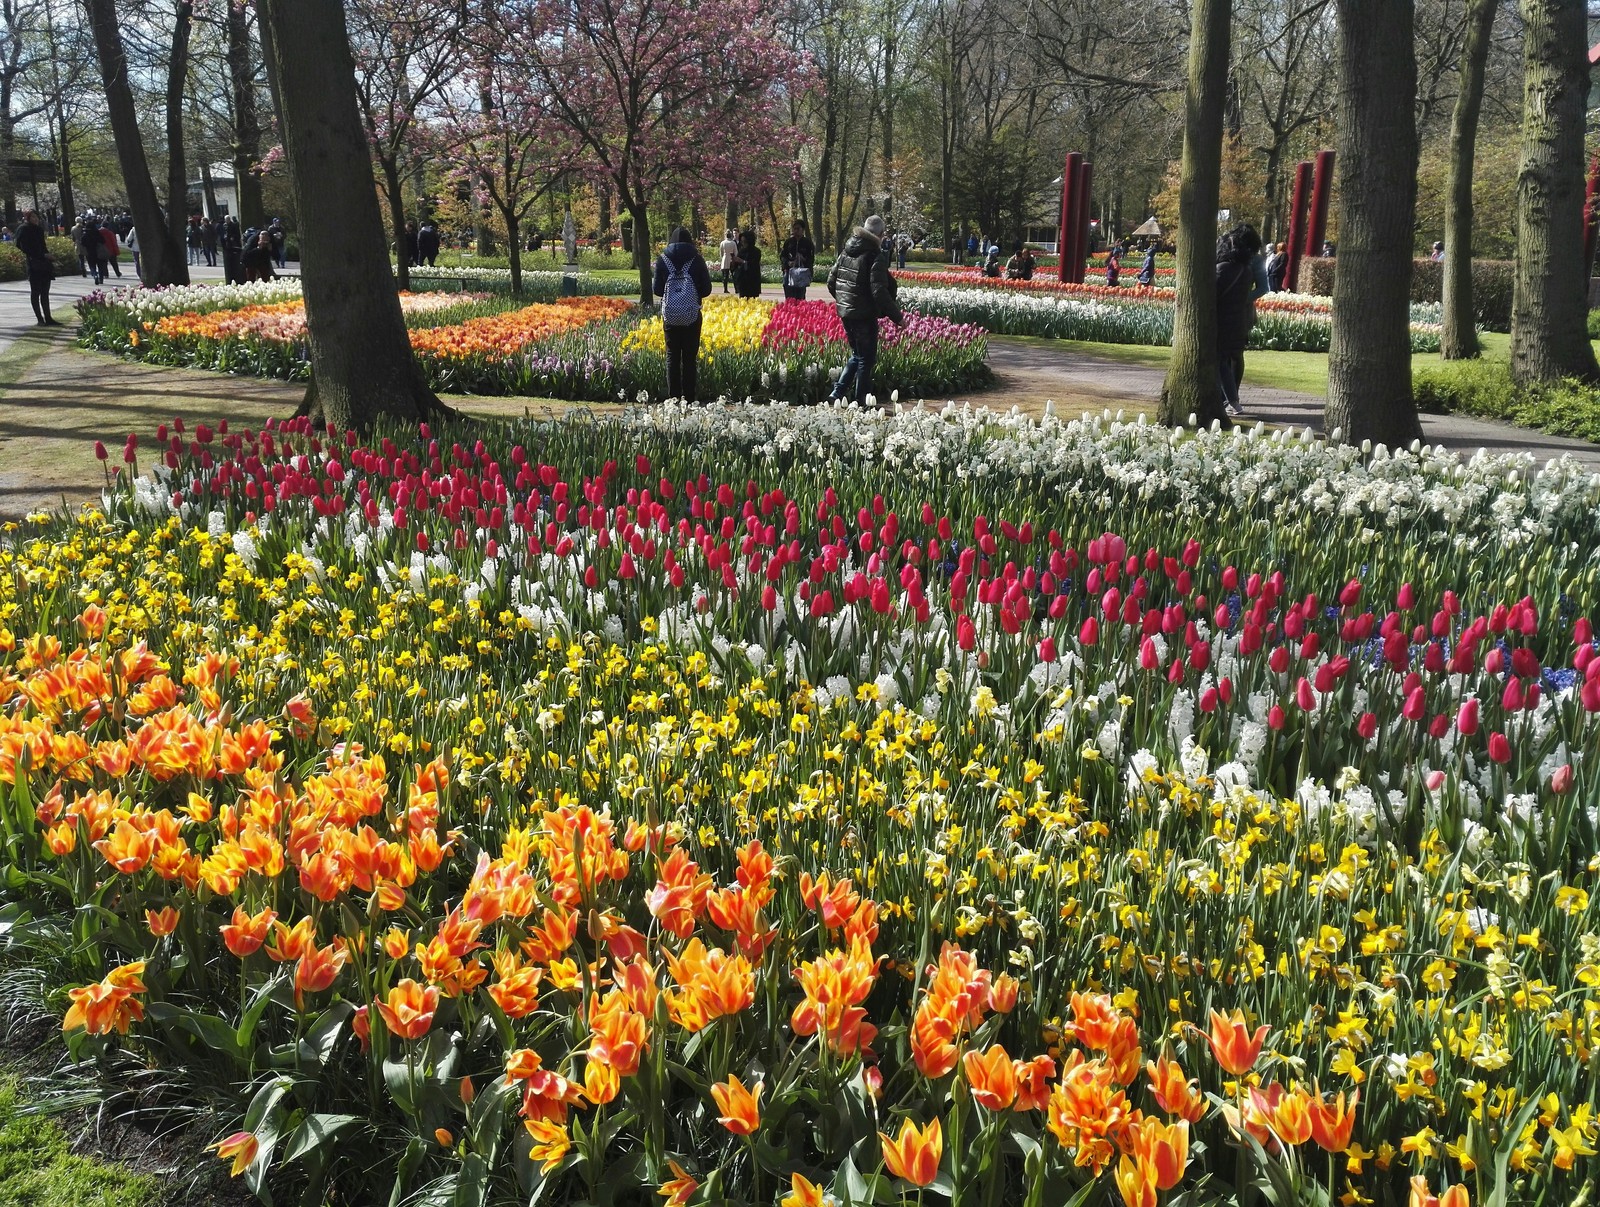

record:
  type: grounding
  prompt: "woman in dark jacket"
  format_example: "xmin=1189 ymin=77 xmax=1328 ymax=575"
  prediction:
xmin=241 ymin=231 xmax=277 ymax=282
xmin=734 ymin=229 xmax=763 ymax=298
xmin=17 ymin=210 xmax=57 ymax=324
xmin=1216 ymin=225 xmax=1261 ymax=418
xmin=779 ymin=219 xmax=814 ymax=301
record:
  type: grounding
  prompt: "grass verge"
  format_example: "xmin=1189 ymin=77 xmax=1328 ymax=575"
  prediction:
xmin=0 ymin=1076 xmax=163 ymax=1207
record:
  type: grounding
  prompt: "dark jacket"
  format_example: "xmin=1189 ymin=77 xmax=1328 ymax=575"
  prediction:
xmin=1216 ymin=247 xmax=1256 ymax=352
xmin=733 ymin=240 xmax=762 ymax=298
xmin=827 ymin=231 xmax=902 ymax=323
xmin=81 ymin=226 xmax=107 ymax=260
xmin=16 ymin=221 xmax=47 ymax=262
xmin=652 ymin=230 xmax=713 ymax=302
xmin=417 ymin=224 xmax=440 ymax=258
xmin=780 ymin=235 xmax=814 ymax=274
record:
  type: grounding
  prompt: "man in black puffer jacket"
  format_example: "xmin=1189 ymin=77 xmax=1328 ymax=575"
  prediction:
xmin=825 ymin=214 xmax=905 ymax=406
xmin=1216 ymin=224 xmax=1261 ymax=418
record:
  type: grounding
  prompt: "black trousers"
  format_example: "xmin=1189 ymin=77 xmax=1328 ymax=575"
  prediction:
xmin=27 ymin=263 xmax=52 ymax=322
xmin=664 ymin=319 xmax=701 ymax=403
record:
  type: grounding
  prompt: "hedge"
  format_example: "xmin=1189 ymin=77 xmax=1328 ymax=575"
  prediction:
xmin=1295 ymin=256 xmax=1515 ymax=333
xmin=0 ymin=237 xmax=82 ymax=282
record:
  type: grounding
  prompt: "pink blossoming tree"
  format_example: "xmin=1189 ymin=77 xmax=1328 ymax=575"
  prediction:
xmin=511 ymin=0 xmax=807 ymax=304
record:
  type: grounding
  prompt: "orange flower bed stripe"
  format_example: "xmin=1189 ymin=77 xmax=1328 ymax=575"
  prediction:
xmin=407 ymin=297 xmax=633 ymax=363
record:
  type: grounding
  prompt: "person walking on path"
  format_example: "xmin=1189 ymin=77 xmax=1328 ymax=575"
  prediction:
xmin=269 ymin=219 xmax=288 ymax=268
xmin=1104 ymin=242 xmax=1122 ymax=287
xmin=79 ymin=220 xmax=108 ymax=286
xmin=187 ymin=217 xmax=202 ymax=266
xmin=1137 ymin=244 xmax=1156 ymax=288
xmin=1265 ymin=242 xmax=1286 ymax=292
xmin=125 ymin=225 xmax=142 ymax=281
xmin=825 ymin=214 xmax=905 ymax=408
xmin=203 ymin=219 xmax=219 ymax=267
xmin=1216 ymin=225 xmax=1261 ymax=419
xmin=780 ymin=218 xmax=815 ymax=301
xmin=99 ymin=223 xmax=122 ymax=278
xmin=220 ymin=218 xmax=243 ymax=284
xmin=17 ymin=210 xmax=58 ymax=325
xmin=717 ymin=228 xmax=738 ymax=293
xmin=733 ymin=229 xmax=762 ymax=299
xmin=417 ymin=220 xmax=439 ymax=268
xmin=652 ymin=226 xmax=712 ymax=403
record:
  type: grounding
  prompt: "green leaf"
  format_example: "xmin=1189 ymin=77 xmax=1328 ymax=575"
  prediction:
xmin=296 ymin=1000 xmax=354 ymax=1071
xmin=278 ymin=1113 xmax=360 ymax=1164
xmin=451 ymin=1152 xmax=489 ymax=1207
xmin=388 ymin=1137 xmax=426 ymax=1207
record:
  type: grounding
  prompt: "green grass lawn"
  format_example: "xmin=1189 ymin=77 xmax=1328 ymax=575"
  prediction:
xmin=1007 ymin=329 xmax=1600 ymax=399
xmin=0 ymin=1077 xmax=162 ymax=1207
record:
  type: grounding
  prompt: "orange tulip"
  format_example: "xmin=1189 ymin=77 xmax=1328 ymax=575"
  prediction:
xmin=524 ymin=1117 xmax=569 ymax=1173
xmin=964 ymin=1044 xmax=1019 ymax=1111
xmin=210 ymin=1131 xmax=259 ymax=1177
xmin=1129 ymin=1117 xmax=1189 ymax=1190
xmin=880 ymin=1117 xmax=943 ymax=1187
xmin=377 ymin=978 xmax=439 ymax=1040
xmin=1267 ymin=1085 xmax=1314 ymax=1146
xmin=782 ymin=1173 xmax=826 ymax=1207
xmin=145 ymin=906 xmax=180 ymax=937
xmin=293 ymin=941 xmax=348 ymax=1007
xmin=658 ymin=1159 xmax=698 ymax=1206
xmin=710 ymin=1075 xmax=762 ymax=1136
xmin=1013 ymin=1054 xmax=1057 ymax=1112
xmin=1114 ymin=1154 xmax=1157 ymax=1207
xmin=1410 ymin=1178 xmax=1471 ymax=1207
xmin=434 ymin=1128 xmax=454 ymax=1146
xmin=1207 ymin=1008 xmax=1269 ymax=1076
xmin=990 ymin=973 xmax=1020 ymax=1013
xmin=1145 ymin=1055 xmax=1206 ymax=1123
xmin=1069 ymin=990 xmax=1120 ymax=1050
xmin=1309 ymin=1086 xmax=1359 ymax=1153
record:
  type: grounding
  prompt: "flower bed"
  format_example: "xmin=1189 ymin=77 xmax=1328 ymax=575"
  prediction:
xmin=3 ymin=405 xmax=1597 ymax=1207
xmin=77 ymin=288 xmax=993 ymax=405
xmin=898 ymin=284 xmax=1445 ymax=353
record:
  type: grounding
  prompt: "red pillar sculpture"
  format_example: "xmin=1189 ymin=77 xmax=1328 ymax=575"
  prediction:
xmin=1074 ymin=161 xmax=1095 ymax=283
xmin=1283 ymin=160 xmax=1312 ymax=293
xmin=1057 ymin=152 xmax=1082 ymax=283
xmin=1305 ymin=149 xmax=1335 ymax=261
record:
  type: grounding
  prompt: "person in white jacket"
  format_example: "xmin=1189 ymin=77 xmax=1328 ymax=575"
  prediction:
xmin=125 ymin=227 xmax=142 ymax=282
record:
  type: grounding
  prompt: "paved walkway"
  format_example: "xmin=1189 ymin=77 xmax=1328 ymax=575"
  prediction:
xmin=987 ymin=337 xmax=1600 ymax=475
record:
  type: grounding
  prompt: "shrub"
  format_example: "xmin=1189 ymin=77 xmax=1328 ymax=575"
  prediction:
xmin=0 ymin=238 xmax=86 ymax=281
xmin=1413 ymin=355 xmax=1600 ymax=443
xmin=1297 ymin=256 xmax=1515 ymax=332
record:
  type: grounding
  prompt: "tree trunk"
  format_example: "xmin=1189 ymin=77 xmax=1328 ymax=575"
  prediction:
xmin=85 ymin=0 xmax=188 ymax=285
xmin=1325 ymin=0 xmax=1423 ymax=446
xmin=1510 ymin=0 xmax=1598 ymax=386
xmin=1158 ymin=0 xmax=1230 ymax=428
xmin=629 ymin=202 xmax=651 ymax=306
xmin=1441 ymin=0 xmax=1496 ymax=359
xmin=226 ymin=0 xmax=265 ymax=230
xmin=200 ymin=159 xmax=218 ymax=216
xmin=166 ymin=0 xmax=193 ymax=255
xmin=55 ymin=113 xmax=75 ymax=227
xmin=383 ymin=156 xmax=410 ymax=290
xmin=475 ymin=82 xmax=496 ymax=257
xmin=257 ymin=0 xmax=440 ymax=429
xmin=506 ymin=210 xmax=521 ymax=297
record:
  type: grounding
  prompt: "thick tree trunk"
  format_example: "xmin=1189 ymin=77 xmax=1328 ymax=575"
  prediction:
xmin=475 ymin=83 xmax=496 ymax=257
xmin=1441 ymin=0 xmax=1496 ymax=359
xmin=85 ymin=0 xmax=188 ymax=285
xmin=505 ymin=212 xmax=521 ymax=297
xmin=1158 ymin=0 xmax=1230 ymax=428
xmin=226 ymin=0 xmax=265 ymax=230
xmin=383 ymin=157 xmax=410 ymax=290
xmin=165 ymin=0 xmax=192 ymax=253
xmin=200 ymin=159 xmax=218 ymax=216
xmin=258 ymin=0 xmax=440 ymax=429
xmin=1325 ymin=0 xmax=1423 ymax=446
xmin=629 ymin=202 xmax=652 ymax=306
xmin=1510 ymin=0 xmax=1598 ymax=386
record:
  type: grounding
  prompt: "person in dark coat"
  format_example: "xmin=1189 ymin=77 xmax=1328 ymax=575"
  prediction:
xmin=242 ymin=231 xmax=277 ymax=282
xmin=220 ymin=218 xmax=243 ymax=284
xmin=80 ymin=220 xmax=108 ymax=285
xmin=1216 ymin=224 xmax=1261 ymax=418
xmin=17 ymin=210 xmax=58 ymax=324
xmin=733 ymin=229 xmax=762 ymax=298
xmin=417 ymin=220 xmax=440 ymax=267
xmin=402 ymin=220 xmax=419 ymax=267
xmin=779 ymin=218 xmax=815 ymax=301
xmin=203 ymin=218 xmax=219 ymax=267
xmin=1137 ymin=245 xmax=1156 ymax=287
xmin=268 ymin=219 xmax=288 ymax=268
xmin=651 ymin=226 xmax=713 ymax=403
xmin=825 ymin=214 xmax=906 ymax=407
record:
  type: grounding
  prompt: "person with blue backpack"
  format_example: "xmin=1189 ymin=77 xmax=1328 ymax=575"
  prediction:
xmin=652 ymin=226 xmax=713 ymax=403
